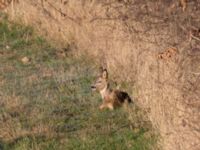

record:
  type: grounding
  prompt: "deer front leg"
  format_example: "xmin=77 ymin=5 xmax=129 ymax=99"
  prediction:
xmin=99 ymin=103 xmax=106 ymax=110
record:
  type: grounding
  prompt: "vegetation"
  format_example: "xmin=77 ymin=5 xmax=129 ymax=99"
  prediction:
xmin=0 ymin=14 xmax=157 ymax=150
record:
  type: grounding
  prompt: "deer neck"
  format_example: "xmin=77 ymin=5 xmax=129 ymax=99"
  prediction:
xmin=100 ymin=84 xmax=111 ymax=99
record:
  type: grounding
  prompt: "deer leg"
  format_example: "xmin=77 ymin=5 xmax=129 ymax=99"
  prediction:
xmin=107 ymin=103 xmax=114 ymax=110
xmin=99 ymin=104 xmax=106 ymax=110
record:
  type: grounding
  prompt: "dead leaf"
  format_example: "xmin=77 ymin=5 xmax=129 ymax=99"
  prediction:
xmin=180 ymin=0 xmax=187 ymax=11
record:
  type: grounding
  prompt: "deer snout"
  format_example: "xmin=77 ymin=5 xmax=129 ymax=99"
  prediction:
xmin=91 ymin=85 xmax=96 ymax=91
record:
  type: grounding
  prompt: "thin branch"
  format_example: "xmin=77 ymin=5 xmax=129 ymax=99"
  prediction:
xmin=191 ymin=34 xmax=200 ymax=42
xmin=47 ymin=1 xmax=80 ymax=25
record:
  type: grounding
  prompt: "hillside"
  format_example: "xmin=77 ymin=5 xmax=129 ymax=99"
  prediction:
xmin=0 ymin=15 xmax=157 ymax=150
xmin=1 ymin=0 xmax=200 ymax=149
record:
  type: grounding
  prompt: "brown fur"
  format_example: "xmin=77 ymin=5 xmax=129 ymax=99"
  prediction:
xmin=91 ymin=68 xmax=132 ymax=110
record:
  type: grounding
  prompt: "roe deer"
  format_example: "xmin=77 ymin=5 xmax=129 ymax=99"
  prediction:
xmin=91 ymin=68 xmax=133 ymax=110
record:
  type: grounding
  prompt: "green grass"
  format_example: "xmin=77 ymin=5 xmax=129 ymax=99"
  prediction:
xmin=0 ymin=14 xmax=157 ymax=150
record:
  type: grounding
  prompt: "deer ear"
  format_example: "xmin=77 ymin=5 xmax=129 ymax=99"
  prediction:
xmin=102 ymin=69 xmax=108 ymax=79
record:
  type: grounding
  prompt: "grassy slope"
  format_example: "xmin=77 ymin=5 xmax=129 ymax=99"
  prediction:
xmin=0 ymin=14 xmax=157 ymax=150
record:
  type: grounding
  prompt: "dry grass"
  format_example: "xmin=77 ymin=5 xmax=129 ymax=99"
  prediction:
xmin=2 ymin=0 xmax=200 ymax=149
xmin=0 ymin=15 xmax=157 ymax=150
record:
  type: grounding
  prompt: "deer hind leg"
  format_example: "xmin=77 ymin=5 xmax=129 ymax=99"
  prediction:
xmin=107 ymin=103 xmax=114 ymax=110
xmin=99 ymin=103 xmax=114 ymax=110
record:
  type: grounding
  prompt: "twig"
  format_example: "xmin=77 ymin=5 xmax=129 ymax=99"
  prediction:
xmin=47 ymin=1 xmax=80 ymax=25
xmin=47 ymin=2 xmax=66 ymax=17
xmin=90 ymin=16 xmax=121 ymax=23
xmin=190 ymin=72 xmax=200 ymax=75
xmin=191 ymin=34 xmax=200 ymax=42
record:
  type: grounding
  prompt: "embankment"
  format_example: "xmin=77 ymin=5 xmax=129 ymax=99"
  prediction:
xmin=3 ymin=0 xmax=200 ymax=149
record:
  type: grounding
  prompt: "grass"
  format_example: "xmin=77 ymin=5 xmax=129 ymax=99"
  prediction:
xmin=0 ymin=14 xmax=157 ymax=150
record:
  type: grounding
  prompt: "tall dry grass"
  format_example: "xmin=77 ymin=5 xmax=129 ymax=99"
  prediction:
xmin=3 ymin=0 xmax=200 ymax=150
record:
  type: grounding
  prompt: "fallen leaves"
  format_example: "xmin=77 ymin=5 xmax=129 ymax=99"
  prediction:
xmin=157 ymin=47 xmax=178 ymax=60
